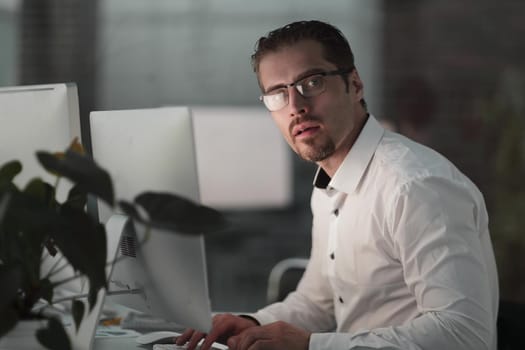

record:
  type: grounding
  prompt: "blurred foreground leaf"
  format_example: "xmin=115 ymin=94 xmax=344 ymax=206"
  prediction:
xmin=51 ymin=205 xmax=107 ymax=311
xmin=72 ymin=300 xmax=85 ymax=332
xmin=36 ymin=317 xmax=71 ymax=350
xmin=0 ymin=161 xmax=22 ymax=190
xmin=120 ymin=191 xmax=228 ymax=234
xmin=0 ymin=265 xmax=22 ymax=338
xmin=37 ymin=150 xmax=114 ymax=206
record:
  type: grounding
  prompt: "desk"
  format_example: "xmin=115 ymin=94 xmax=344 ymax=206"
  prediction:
xmin=90 ymin=305 xmax=230 ymax=349
xmin=94 ymin=336 xmax=148 ymax=350
xmin=92 ymin=327 xmax=228 ymax=350
xmin=91 ymin=303 xmax=179 ymax=349
xmin=93 ymin=334 xmax=229 ymax=350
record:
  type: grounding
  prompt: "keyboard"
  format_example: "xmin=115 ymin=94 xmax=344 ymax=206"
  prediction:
xmin=135 ymin=330 xmax=229 ymax=350
xmin=121 ymin=312 xmax=186 ymax=332
xmin=153 ymin=344 xmax=228 ymax=350
xmin=153 ymin=345 xmax=190 ymax=350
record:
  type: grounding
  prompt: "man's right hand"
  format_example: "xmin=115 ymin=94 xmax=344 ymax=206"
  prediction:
xmin=175 ymin=313 xmax=259 ymax=350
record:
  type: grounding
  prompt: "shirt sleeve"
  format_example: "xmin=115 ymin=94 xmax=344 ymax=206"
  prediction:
xmin=250 ymin=260 xmax=336 ymax=332
xmin=310 ymin=176 xmax=498 ymax=350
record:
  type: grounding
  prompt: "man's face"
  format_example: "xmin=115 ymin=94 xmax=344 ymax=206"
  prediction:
xmin=258 ymin=40 xmax=364 ymax=165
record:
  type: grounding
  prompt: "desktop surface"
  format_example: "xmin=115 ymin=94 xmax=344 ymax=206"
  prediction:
xmin=90 ymin=294 xmax=226 ymax=350
xmin=93 ymin=330 xmax=228 ymax=350
xmin=94 ymin=335 xmax=140 ymax=350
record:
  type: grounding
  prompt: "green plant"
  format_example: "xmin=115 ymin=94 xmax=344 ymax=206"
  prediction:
xmin=0 ymin=140 xmax=227 ymax=349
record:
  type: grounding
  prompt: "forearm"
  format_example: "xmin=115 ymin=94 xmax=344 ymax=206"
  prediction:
xmin=251 ymin=290 xmax=336 ymax=332
xmin=310 ymin=309 xmax=495 ymax=350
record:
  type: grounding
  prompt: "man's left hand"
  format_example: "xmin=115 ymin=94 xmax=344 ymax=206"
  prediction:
xmin=227 ymin=321 xmax=310 ymax=350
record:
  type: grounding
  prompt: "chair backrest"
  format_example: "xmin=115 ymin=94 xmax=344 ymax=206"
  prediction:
xmin=266 ymin=258 xmax=308 ymax=304
xmin=497 ymin=300 xmax=525 ymax=350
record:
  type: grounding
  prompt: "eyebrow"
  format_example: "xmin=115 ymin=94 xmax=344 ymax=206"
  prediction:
xmin=263 ymin=68 xmax=327 ymax=94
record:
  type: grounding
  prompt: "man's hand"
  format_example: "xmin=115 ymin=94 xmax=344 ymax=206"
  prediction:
xmin=176 ymin=313 xmax=258 ymax=350
xmin=227 ymin=321 xmax=310 ymax=350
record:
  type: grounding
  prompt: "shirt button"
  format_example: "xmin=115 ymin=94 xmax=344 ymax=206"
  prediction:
xmin=339 ymin=296 xmax=344 ymax=303
xmin=333 ymin=208 xmax=339 ymax=216
xmin=330 ymin=252 xmax=335 ymax=260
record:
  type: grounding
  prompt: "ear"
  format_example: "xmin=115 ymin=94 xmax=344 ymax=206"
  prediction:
xmin=350 ymin=69 xmax=364 ymax=101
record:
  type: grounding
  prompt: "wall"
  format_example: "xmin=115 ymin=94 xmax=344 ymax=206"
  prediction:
xmin=382 ymin=0 xmax=525 ymax=303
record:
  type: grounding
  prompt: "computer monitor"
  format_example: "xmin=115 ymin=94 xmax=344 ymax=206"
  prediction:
xmin=89 ymin=107 xmax=212 ymax=333
xmin=191 ymin=106 xmax=292 ymax=210
xmin=0 ymin=83 xmax=85 ymax=291
xmin=0 ymin=83 xmax=81 ymax=201
xmin=0 ymin=83 xmax=102 ymax=349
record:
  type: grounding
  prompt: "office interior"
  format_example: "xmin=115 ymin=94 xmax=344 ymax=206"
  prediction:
xmin=0 ymin=0 xmax=524 ymax=316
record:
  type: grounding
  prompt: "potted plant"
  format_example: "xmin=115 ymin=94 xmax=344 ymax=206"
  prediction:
xmin=0 ymin=140 xmax=227 ymax=349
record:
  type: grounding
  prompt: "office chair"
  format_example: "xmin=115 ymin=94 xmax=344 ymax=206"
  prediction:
xmin=497 ymin=300 xmax=525 ymax=350
xmin=266 ymin=258 xmax=308 ymax=304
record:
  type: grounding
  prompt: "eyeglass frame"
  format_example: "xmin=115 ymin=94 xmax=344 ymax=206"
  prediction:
xmin=259 ymin=67 xmax=354 ymax=112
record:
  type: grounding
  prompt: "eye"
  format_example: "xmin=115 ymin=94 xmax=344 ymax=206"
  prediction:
xmin=303 ymin=75 xmax=324 ymax=90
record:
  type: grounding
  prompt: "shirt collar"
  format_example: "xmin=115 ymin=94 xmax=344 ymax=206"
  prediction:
xmin=313 ymin=115 xmax=385 ymax=193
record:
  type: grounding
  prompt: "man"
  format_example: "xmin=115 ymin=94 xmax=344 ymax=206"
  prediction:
xmin=177 ymin=20 xmax=499 ymax=350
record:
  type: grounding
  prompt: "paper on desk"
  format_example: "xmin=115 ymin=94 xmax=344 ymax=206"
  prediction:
xmin=95 ymin=325 xmax=141 ymax=338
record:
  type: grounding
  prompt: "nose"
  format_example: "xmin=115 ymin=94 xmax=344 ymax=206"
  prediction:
xmin=287 ymin=85 xmax=309 ymax=117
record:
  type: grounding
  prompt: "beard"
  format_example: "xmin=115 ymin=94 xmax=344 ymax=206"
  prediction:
xmin=294 ymin=134 xmax=335 ymax=162
xmin=289 ymin=115 xmax=336 ymax=162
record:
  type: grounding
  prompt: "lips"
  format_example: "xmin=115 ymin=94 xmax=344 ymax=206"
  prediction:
xmin=292 ymin=122 xmax=321 ymax=138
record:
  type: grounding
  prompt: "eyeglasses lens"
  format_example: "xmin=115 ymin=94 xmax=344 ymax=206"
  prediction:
xmin=263 ymin=92 xmax=287 ymax=111
xmin=261 ymin=73 xmax=329 ymax=112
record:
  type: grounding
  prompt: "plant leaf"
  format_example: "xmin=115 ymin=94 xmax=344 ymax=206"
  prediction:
xmin=87 ymin=286 xmax=101 ymax=316
xmin=44 ymin=238 xmax=58 ymax=257
xmin=36 ymin=150 xmax=114 ymax=206
xmin=23 ymin=178 xmax=56 ymax=206
xmin=0 ymin=192 xmax=10 ymax=226
xmin=7 ymin=189 xmax=59 ymax=246
xmin=36 ymin=317 xmax=71 ymax=350
xmin=0 ymin=305 xmax=19 ymax=339
xmin=118 ymin=200 xmax=146 ymax=222
xmin=1 ymin=190 xmax=51 ymax=295
xmin=0 ymin=265 xmax=22 ymax=338
xmin=0 ymin=196 xmax=44 ymax=299
xmin=72 ymin=300 xmax=85 ymax=332
xmin=39 ymin=278 xmax=54 ymax=304
xmin=0 ymin=265 xmax=22 ymax=312
xmin=51 ymin=205 xmax=107 ymax=311
xmin=0 ymin=160 xmax=22 ymax=190
xmin=126 ymin=191 xmax=228 ymax=234
xmin=66 ymin=184 xmax=87 ymax=209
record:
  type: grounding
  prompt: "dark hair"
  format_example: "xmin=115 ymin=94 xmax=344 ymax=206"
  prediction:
xmin=251 ymin=20 xmax=355 ymax=73
xmin=251 ymin=20 xmax=366 ymax=109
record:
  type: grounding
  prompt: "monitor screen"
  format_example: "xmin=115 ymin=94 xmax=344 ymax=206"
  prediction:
xmin=89 ymin=107 xmax=212 ymax=333
xmin=0 ymin=83 xmax=84 ymax=293
xmin=191 ymin=106 xmax=292 ymax=210
xmin=0 ymin=83 xmax=100 ymax=348
xmin=0 ymin=83 xmax=81 ymax=201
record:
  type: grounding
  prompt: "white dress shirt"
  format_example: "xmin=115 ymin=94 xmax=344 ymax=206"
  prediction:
xmin=251 ymin=116 xmax=499 ymax=350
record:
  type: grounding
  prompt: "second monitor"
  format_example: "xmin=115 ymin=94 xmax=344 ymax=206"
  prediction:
xmin=89 ymin=106 xmax=212 ymax=332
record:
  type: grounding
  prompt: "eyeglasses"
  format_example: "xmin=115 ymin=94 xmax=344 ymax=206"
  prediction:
xmin=259 ymin=68 xmax=352 ymax=112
